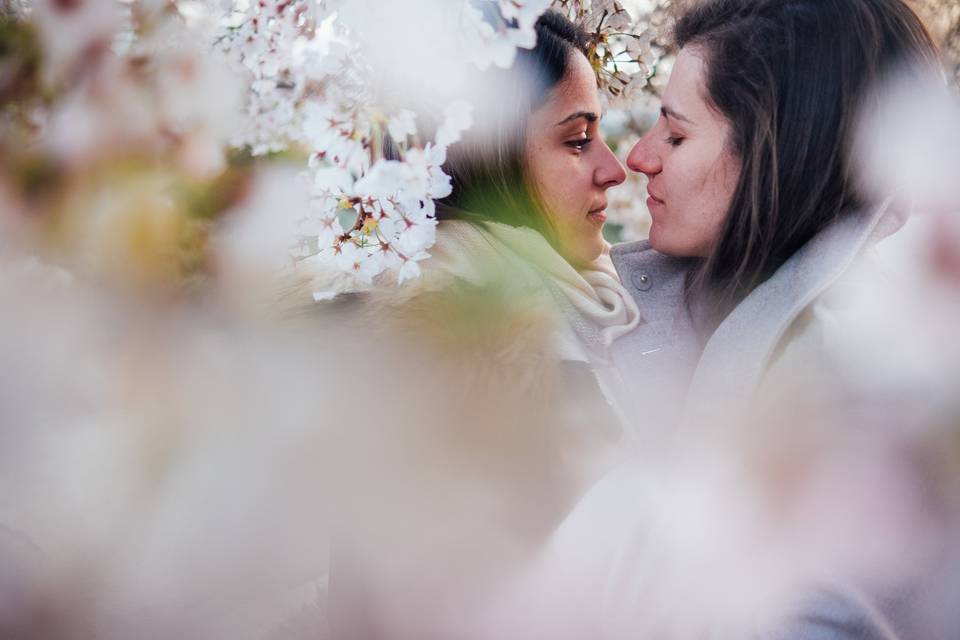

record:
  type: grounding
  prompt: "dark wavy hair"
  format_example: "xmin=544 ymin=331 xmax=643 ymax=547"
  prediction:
xmin=676 ymin=0 xmax=938 ymax=317
xmin=431 ymin=9 xmax=590 ymax=237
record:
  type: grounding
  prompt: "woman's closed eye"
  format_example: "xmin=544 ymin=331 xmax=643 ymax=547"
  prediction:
xmin=665 ymin=135 xmax=685 ymax=147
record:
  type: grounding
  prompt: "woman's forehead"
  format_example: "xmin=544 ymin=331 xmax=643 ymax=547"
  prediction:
xmin=662 ymin=47 xmax=723 ymax=128
xmin=540 ymin=52 xmax=602 ymax=121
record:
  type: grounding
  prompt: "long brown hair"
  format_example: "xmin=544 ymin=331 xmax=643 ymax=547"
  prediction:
xmin=675 ymin=0 xmax=938 ymax=318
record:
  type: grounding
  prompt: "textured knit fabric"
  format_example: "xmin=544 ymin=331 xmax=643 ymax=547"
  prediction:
xmin=429 ymin=220 xmax=642 ymax=363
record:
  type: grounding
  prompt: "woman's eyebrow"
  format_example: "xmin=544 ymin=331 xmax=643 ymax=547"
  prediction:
xmin=661 ymin=105 xmax=694 ymax=125
xmin=555 ymin=110 xmax=599 ymax=126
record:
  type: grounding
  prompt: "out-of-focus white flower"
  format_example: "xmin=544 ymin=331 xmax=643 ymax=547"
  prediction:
xmin=853 ymin=65 xmax=960 ymax=216
xmin=461 ymin=0 xmax=550 ymax=70
xmin=388 ymin=110 xmax=417 ymax=143
xmin=45 ymin=56 xmax=160 ymax=164
xmin=435 ymin=100 xmax=475 ymax=149
xmin=148 ymin=34 xmax=244 ymax=175
xmin=214 ymin=165 xmax=310 ymax=291
xmin=41 ymin=8 xmax=243 ymax=176
xmin=501 ymin=0 xmax=552 ymax=29
xmin=32 ymin=0 xmax=123 ymax=85
xmin=0 ymin=271 xmax=352 ymax=635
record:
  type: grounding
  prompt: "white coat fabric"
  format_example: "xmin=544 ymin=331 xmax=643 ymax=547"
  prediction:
xmin=609 ymin=201 xmax=904 ymax=436
xmin=558 ymin=201 xmax=920 ymax=640
xmin=472 ymin=204 xmax=920 ymax=640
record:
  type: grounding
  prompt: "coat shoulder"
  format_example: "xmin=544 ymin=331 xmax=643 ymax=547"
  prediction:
xmin=684 ymin=207 xmax=896 ymax=420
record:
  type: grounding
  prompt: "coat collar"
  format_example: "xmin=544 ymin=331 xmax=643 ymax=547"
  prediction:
xmin=610 ymin=239 xmax=696 ymax=330
xmin=610 ymin=202 xmax=901 ymax=428
xmin=682 ymin=202 xmax=899 ymax=424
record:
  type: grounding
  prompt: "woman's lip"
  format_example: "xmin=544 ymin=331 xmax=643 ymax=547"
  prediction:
xmin=647 ymin=195 xmax=664 ymax=209
xmin=588 ymin=210 xmax=607 ymax=224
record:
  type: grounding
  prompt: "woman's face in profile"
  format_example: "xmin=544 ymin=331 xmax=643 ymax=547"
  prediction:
xmin=627 ymin=46 xmax=741 ymax=258
xmin=524 ymin=51 xmax=627 ymax=268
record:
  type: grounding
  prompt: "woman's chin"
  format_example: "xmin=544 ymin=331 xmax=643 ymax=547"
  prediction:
xmin=559 ymin=225 xmax=603 ymax=262
xmin=649 ymin=227 xmax=689 ymax=258
xmin=648 ymin=226 xmax=672 ymax=255
xmin=584 ymin=236 xmax=609 ymax=265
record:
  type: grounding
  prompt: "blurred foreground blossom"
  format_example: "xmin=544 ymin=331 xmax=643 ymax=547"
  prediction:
xmin=0 ymin=268 xmax=347 ymax=637
xmin=0 ymin=0 xmax=251 ymax=296
xmin=30 ymin=0 xmax=124 ymax=86
xmin=853 ymin=64 xmax=960 ymax=217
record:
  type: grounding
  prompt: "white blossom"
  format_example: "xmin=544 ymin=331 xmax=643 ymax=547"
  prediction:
xmin=32 ymin=0 xmax=124 ymax=85
xmin=388 ymin=110 xmax=418 ymax=143
xmin=461 ymin=0 xmax=550 ymax=70
xmin=501 ymin=0 xmax=552 ymax=30
xmin=435 ymin=100 xmax=475 ymax=149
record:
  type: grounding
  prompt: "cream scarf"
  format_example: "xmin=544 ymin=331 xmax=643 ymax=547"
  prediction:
xmin=425 ymin=220 xmax=642 ymax=365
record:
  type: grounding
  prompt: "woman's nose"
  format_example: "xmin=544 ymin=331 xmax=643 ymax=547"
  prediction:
xmin=595 ymin=142 xmax=627 ymax=189
xmin=626 ymin=132 xmax=661 ymax=177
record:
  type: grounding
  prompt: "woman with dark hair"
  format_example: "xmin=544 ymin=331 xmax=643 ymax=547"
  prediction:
xmin=611 ymin=0 xmax=939 ymax=428
xmin=423 ymin=8 xmax=640 ymax=359
xmin=548 ymin=0 xmax=944 ymax=638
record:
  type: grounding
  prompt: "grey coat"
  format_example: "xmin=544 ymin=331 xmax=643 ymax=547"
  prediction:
xmin=609 ymin=203 xmax=914 ymax=640
xmin=610 ymin=203 xmax=902 ymax=433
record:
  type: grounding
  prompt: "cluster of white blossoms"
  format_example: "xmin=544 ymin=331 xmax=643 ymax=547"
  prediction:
xmin=212 ymin=0 xmax=662 ymax=296
xmin=210 ymin=0 xmax=561 ymax=294
xmin=462 ymin=0 xmax=553 ymax=69
xmin=555 ymin=0 xmax=665 ymax=106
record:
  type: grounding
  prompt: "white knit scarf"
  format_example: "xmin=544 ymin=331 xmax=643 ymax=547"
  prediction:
xmin=425 ymin=220 xmax=642 ymax=364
